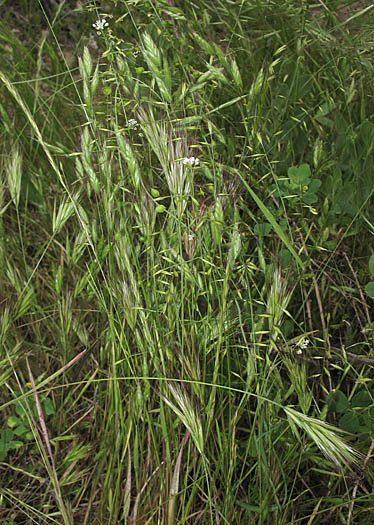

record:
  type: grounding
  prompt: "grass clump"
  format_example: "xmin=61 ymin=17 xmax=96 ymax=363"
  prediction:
xmin=1 ymin=0 xmax=374 ymax=523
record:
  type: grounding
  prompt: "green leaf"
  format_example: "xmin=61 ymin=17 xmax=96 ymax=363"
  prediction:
xmin=236 ymin=501 xmax=283 ymax=512
xmin=280 ymin=248 xmax=291 ymax=268
xmin=0 ymin=429 xmax=21 ymax=454
xmin=288 ymin=164 xmax=311 ymax=186
xmin=206 ymin=94 xmax=247 ymax=115
xmin=291 ymin=73 xmax=313 ymax=100
xmin=281 ymin=319 xmax=294 ymax=337
xmin=15 ymin=400 xmax=28 ymax=417
xmin=308 ymin=179 xmax=321 ymax=192
xmin=42 ymin=397 xmax=55 ymax=416
xmin=369 ymin=255 xmax=374 ymax=278
xmin=339 ymin=411 xmax=360 ymax=433
xmin=236 ymin=501 xmax=260 ymax=512
xmin=0 ymin=429 xmax=14 ymax=451
xmin=361 ymin=418 xmax=374 ymax=433
xmin=254 ymin=223 xmax=272 ymax=236
xmin=302 ymin=192 xmax=318 ymax=205
xmin=365 ymin=282 xmax=374 ymax=297
xmin=351 ymin=391 xmax=372 ymax=408
xmin=13 ymin=423 xmax=29 ymax=436
xmin=327 ymin=391 xmax=349 ymax=413
xmin=7 ymin=416 xmax=22 ymax=429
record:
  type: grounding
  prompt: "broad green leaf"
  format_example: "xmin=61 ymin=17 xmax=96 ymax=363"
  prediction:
xmin=0 ymin=429 xmax=14 ymax=449
xmin=13 ymin=423 xmax=29 ymax=436
xmin=339 ymin=411 xmax=360 ymax=433
xmin=308 ymin=179 xmax=321 ymax=192
xmin=365 ymin=282 xmax=374 ymax=297
xmin=302 ymin=192 xmax=318 ymax=205
xmin=280 ymin=249 xmax=291 ymax=268
xmin=254 ymin=223 xmax=272 ymax=236
xmin=7 ymin=416 xmax=22 ymax=429
xmin=351 ymin=391 xmax=372 ymax=408
xmin=288 ymin=164 xmax=311 ymax=186
xmin=327 ymin=391 xmax=349 ymax=413
xmin=42 ymin=397 xmax=55 ymax=416
xmin=369 ymin=255 xmax=374 ymax=278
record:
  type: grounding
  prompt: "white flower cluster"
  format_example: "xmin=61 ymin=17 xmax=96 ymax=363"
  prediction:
xmin=127 ymin=119 xmax=139 ymax=129
xmin=92 ymin=18 xmax=109 ymax=31
xmin=296 ymin=337 xmax=310 ymax=355
xmin=182 ymin=156 xmax=199 ymax=166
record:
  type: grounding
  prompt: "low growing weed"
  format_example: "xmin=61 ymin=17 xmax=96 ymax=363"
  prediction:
xmin=327 ymin=389 xmax=374 ymax=436
xmin=0 ymin=390 xmax=55 ymax=461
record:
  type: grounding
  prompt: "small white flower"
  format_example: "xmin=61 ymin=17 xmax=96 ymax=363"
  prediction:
xmin=127 ymin=119 xmax=139 ymax=128
xmin=187 ymin=234 xmax=195 ymax=241
xmin=92 ymin=18 xmax=109 ymax=31
xmin=296 ymin=337 xmax=310 ymax=354
xmin=182 ymin=156 xmax=199 ymax=166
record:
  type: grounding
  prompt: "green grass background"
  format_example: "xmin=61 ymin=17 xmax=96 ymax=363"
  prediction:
xmin=1 ymin=0 xmax=374 ymax=523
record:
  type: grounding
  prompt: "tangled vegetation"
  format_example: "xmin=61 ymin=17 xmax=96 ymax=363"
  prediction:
xmin=1 ymin=1 xmax=374 ymax=523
